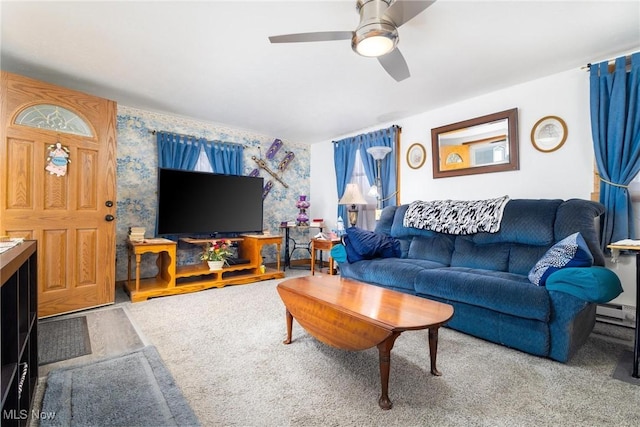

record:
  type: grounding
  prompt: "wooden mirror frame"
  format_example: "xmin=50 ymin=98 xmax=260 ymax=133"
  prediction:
xmin=431 ymin=108 xmax=519 ymax=179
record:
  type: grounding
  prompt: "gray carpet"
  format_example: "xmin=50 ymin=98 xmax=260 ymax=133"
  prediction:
xmin=38 ymin=316 xmax=92 ymax=365
xmin=125 ymin=273 xmax=640 ymax=426
xmin=40 ymin=345 xmax=199 ymax=426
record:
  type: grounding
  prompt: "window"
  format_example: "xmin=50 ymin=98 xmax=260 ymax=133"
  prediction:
xmin=194 ymin=146 xmax=213 ymax=172
xmin=348 ymin=149 xmax=377 ymax=230
xmin=14 ymin=104 xmax=93 ymax=136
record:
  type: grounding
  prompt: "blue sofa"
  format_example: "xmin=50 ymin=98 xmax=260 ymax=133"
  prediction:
xmin=337 ymin=199 xmax=622 ymax=362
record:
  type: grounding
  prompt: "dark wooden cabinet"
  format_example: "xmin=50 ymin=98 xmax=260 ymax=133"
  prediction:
xmin=1 ymin=241 xmax=38 ymax=426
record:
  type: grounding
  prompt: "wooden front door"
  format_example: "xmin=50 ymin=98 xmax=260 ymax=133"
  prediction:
xmin=1 ymin=71 xmax=117 ymax=317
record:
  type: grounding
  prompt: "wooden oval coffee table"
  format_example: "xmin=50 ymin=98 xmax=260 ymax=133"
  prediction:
xmin=277 ymin=275 xmax=454 ymax=409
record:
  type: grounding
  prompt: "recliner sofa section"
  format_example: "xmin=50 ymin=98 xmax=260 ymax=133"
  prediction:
xmin=338 ymin=199 xmax=622 ymax=362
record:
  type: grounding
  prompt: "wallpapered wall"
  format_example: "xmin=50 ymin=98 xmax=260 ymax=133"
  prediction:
xmin=115 ymin=106 xmax=310 ymax=282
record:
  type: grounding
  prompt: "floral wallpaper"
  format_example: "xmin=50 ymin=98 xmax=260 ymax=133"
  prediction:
xmin=115 ymin=106 xmax=310 ymax=282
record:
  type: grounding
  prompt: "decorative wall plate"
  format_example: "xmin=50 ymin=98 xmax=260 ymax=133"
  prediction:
xmin=406 ymin=143 xmax=426 ymax=169
xmin=531 ymin=116 xmax=567 ymax=152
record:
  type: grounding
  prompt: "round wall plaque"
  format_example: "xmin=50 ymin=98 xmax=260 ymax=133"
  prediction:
xmin=531 ymin=116 xmax=568 ymax=153
xmin=406 ymin=143 xmax=426 ymax=169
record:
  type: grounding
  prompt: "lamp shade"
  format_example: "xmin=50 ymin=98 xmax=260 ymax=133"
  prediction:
xmin=366 ymin=146 xmax=392 ymax=160
xmin=339 ymin=183 xmax=368 ymax=205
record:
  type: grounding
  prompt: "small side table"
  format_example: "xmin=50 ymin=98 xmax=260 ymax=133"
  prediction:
xmin=310 ymin=238 xmax=341 ymax=275
xmin=240 ymin=234 xmax=283 ymax=272
xmin=126 ymin=238 xmax=177 ymax=297
xmin=607 ymin=243 xmax=640 ymax=378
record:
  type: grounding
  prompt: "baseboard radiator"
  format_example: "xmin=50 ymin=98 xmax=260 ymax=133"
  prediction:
xmin=596 ymin=303 xmax=636 ymax=328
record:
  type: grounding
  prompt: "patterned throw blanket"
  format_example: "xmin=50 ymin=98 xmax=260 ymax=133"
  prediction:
xmin=403 ymin=196 xmax=510 ymax=235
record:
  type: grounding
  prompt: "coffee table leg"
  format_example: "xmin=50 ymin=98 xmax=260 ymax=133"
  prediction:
xmin=428 ymin=327 xmax=442 ymax=376
xmin=283 ymin=309 xmax=293 ymax=344
xmin=377 ymin=332 xmax=401 ymax=410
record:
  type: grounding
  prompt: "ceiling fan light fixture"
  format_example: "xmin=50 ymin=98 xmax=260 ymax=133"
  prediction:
xmin=269 ymin=0 xmax=430 ymax=80
xmin=352 ymin=22 xmax=398 ymax=57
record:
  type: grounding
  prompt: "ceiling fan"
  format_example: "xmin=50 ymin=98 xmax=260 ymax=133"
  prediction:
xmin=268 ymin=0 xmax=436 ymax=82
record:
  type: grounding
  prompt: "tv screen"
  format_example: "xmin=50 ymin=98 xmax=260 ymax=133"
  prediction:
xmin=156 ymin=168 xmax=264 ymax=237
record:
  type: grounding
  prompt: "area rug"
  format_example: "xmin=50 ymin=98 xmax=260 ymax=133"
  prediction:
xmin=40 ymin=345 xmax=199 ymax=426
xmin=38 ymin=316 xmax=92 ymax=365
xmin=127 ymin=274 xmax=640 ymax=426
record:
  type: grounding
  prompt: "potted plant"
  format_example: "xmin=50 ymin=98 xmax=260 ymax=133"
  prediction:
xmin=200 ymin=240 xmax=233 ymax=270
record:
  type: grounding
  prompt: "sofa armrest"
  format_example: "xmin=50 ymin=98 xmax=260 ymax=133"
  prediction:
xmin=545 ymin=266 xmax=623 ymax=303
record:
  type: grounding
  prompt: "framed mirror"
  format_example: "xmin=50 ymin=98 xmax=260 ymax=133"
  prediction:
xmin=431 ymin=108 xmax=519 ymax=178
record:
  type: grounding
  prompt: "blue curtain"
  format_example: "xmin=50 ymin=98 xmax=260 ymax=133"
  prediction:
xmin=333 ymin=125 xmax=398 ymax=222
xmin=156 ymin=132 xmax=202 ymax=170
xmin=590 ymin=52 xmax=640 ymax=248
xmin=333 ymin=136 xmax=361 ymax=222
xmin=203 ymin=141 xmax=244 ymax=175
xmin=360 ymin=126 xmax=398 ymax=209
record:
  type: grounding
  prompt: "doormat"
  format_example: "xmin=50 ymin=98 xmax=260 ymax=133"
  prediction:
xmin=39 ymin=316 xmax=92 ymax=365
xmin=40 ymin=346 xmax=200 ymax=426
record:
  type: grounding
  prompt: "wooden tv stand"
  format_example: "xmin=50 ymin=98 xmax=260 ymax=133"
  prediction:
xmin=125 ymin=234 xmax=284 ymax=302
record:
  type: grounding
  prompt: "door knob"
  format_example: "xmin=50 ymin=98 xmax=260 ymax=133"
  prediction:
xmin=105 ymin=201 xmax=114 ymax=207
xmin=105 ymin=214 xmax=115 ymax=222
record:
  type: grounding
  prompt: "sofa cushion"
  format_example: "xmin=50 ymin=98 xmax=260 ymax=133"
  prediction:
xmin=407 ymin=235 xmax=455 ymax=265
xmin=343 ymin=227 xmax=401 ymax=263
xmin=528 ymin=232 xmax=593 ymax=286
xmin=391 ymin=205 xmax=445 ymax=240
xmin=374 ymin=206 xmax=396 ymax=235
xmin=414 ymin=267 xmax=550 ymax=321
xmin=508 ymin=244 xmax=550 ymax=275
xmin=397 ymin=238 xmax=411 ymax=259
xmin=546 ymin=267 xmax=623 ymax=303
xmin=472 ymin=199 xmax=562 ymax=246
xmin=554 ymin=199 xmax=606 ymax=266
xmin=339 ymin=258 xmax=447 ymax=292
xmin=450 ymin=237 xmax=510 ymax=271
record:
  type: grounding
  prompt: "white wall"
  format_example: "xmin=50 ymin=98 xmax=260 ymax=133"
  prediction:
xmin=310 ymin=67 xmax=636 ymax=309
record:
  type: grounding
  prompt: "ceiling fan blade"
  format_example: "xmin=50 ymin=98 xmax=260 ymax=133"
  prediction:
xmin=269 ymin=31 xmax=353 ymax=44
xmin=378 ymin=48 xmax=410 ymax=82
xmin=383 ymin=0 xmax=436 ymax=27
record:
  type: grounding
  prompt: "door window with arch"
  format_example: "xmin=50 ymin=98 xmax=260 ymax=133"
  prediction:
xmin=14 ymin=104 xmax=94 ymax=137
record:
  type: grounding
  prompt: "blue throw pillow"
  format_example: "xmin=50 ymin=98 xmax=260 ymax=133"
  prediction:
xmin=344 ymin=227 xmax=401 ymax=262
xmin=528 ymin=232 xmax=593 ymax=286
xmin=546 ymin=267 xmax=623 ymax=303
xmin=342 ymin=235 xmax=363 ymax=263
xmin=330 ymin=243 xmax=348 ymax=263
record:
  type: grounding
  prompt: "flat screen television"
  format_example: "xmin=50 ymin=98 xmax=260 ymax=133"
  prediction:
xmin=156 ymin=168 xmax=264 ymax=237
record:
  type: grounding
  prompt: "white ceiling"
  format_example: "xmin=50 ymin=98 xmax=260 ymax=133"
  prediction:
xmin=1 ymin=1 xmax=639 ymax=144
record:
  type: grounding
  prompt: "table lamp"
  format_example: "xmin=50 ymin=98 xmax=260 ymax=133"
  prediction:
xmin=339 ymin=183 xmax=367 ymax=227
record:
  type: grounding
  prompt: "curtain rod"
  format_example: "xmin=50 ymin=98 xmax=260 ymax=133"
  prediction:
xmin=582 ymin=54 xmax=633 ymax=71
xmin=148 ymin=129 xmax=202 ymax=140
xmin=331 ymin=124 xmax=402 ymax=144
xmin=148 ymin=129 xmax=247 ymax=148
